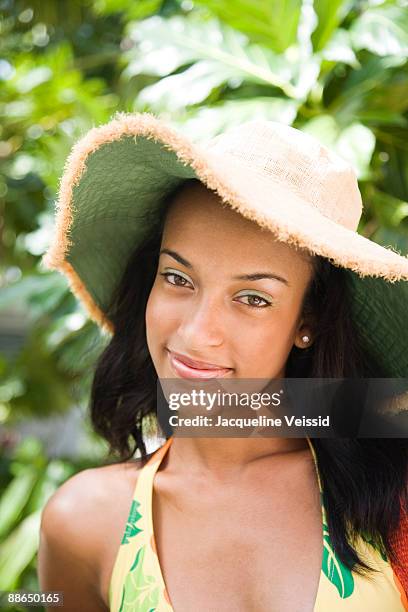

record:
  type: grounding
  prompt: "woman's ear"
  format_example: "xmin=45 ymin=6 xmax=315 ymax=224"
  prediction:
xmin=293 ymin=319 xmax=314 ymax=349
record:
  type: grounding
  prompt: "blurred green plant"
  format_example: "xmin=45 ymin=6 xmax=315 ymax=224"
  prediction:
xmin=0 ymin=435 xmax=98 ymax=612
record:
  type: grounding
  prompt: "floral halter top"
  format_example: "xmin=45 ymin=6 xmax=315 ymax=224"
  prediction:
xmin=108 ymin=437 xmax=408 ymax=611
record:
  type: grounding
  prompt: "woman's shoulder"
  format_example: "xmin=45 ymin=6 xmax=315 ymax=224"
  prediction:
xmin=38 ymin=456 xmax=152 ymax=610
xmin=42 ymin=458 xmax=140 ymax=516
xmin=39 ymin=454 xmax=158 ymax=557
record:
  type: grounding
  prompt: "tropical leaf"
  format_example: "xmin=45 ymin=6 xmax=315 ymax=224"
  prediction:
xmin=350 ymin=4 xmax=408 ymax=58
xmin=137 ymin=60 xmax=237 ymax=111
xmin=312 ymin=0 xmax=352 ymax=51
xmin=0 ymin=468 xmax=38 ymax=539
xmin=121 ymin=499 xmax=143 ymax=544
xmin=125 ymin=16 xmax=310 ymax=99
xmin=0 ymin=510 xmax=41 ymax=590
xmin=322 ymin=523 xmax=355 ymax=598
xmin=192 ymin=0 xmax=302 ymax=53
xmin=120 ymin=545 xmax=161 ymax=611
xmin=327 ymin=54 xmax=406 ymax=127
xmin=123 ymin=16 xmax=201 ymax=77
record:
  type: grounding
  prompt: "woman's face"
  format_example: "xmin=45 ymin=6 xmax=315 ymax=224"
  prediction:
xmin=146 ymin=181 xmax=314 ymax=380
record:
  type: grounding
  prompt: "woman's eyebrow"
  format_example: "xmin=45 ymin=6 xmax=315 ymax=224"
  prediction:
xmin=232 ymin=272 xmax=289 ymax=286
xmin=159 ymin=248 xmax=289 ymax=286
xmin=160 ymin=248 xmax=192 ymax=268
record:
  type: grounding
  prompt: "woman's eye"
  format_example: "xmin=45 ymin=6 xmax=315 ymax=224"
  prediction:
xmin=160 ymin=272 xmax=192 ymax=288
xmin=236 ymin=294 xmax=272 ymax=308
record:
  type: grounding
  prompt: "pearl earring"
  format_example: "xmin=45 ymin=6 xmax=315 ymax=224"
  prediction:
xmin=302 ymin=335 xmax=310 ymax=344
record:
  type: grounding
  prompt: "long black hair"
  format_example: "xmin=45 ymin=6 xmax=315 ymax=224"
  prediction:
xmin=90 ymin=179 xmax=407 ymax=576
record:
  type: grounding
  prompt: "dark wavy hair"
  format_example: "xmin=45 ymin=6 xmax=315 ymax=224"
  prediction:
xmin=90 ymin=179 xmax=407 ymax=576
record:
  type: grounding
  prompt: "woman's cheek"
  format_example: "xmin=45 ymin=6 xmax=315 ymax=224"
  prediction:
xmin=242 ymin=325 xmax=290 ymax=378
xmin=146 ymin=285 xmax=180 ymax=344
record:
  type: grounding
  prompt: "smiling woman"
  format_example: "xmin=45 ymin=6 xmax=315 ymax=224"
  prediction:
xmin=38 ymin=113 xmax=408 ymax=612
xmin=146 ymin=180 xmax=314 ymax=382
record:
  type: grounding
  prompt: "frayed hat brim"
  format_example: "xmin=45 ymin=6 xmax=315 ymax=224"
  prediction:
xmin=42 ymin=112 xmax=408 ymax=375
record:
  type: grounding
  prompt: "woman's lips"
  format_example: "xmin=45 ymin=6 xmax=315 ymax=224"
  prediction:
xmin=167 ymin=350 xmax=233 ymax=379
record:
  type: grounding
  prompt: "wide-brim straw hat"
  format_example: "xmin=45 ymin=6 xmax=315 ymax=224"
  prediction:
xmin=43 ymin=112 xmax=408 ymax=376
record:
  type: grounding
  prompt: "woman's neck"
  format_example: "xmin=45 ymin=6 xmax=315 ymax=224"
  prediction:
xmin=163 ymin=437 xmax=310 ymax=481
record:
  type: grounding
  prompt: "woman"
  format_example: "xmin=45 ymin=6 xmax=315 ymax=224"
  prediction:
xmin=38 ymin=114 xmax=408 ymax=611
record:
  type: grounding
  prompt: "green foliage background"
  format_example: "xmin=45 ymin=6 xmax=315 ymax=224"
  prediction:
xmin=0 ymin=0 xmax=408 ymax=604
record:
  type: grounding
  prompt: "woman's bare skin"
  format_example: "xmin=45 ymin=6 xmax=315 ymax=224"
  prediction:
xmin=38 ymin=458 xmax=142 ymax=612
xmin=38 ymin=442 xmax=323 ymax=612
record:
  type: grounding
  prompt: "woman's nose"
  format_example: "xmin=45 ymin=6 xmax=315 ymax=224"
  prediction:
xmin=177 ymin=297 xmax=225 ymax=348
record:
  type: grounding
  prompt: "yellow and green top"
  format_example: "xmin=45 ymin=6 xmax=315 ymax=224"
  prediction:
xmin=108 ymin=437 xmax=408 ymax=611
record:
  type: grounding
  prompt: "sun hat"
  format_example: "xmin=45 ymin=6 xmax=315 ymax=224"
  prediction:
xmin=42 ymin=112 xmax=408 ymax=377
